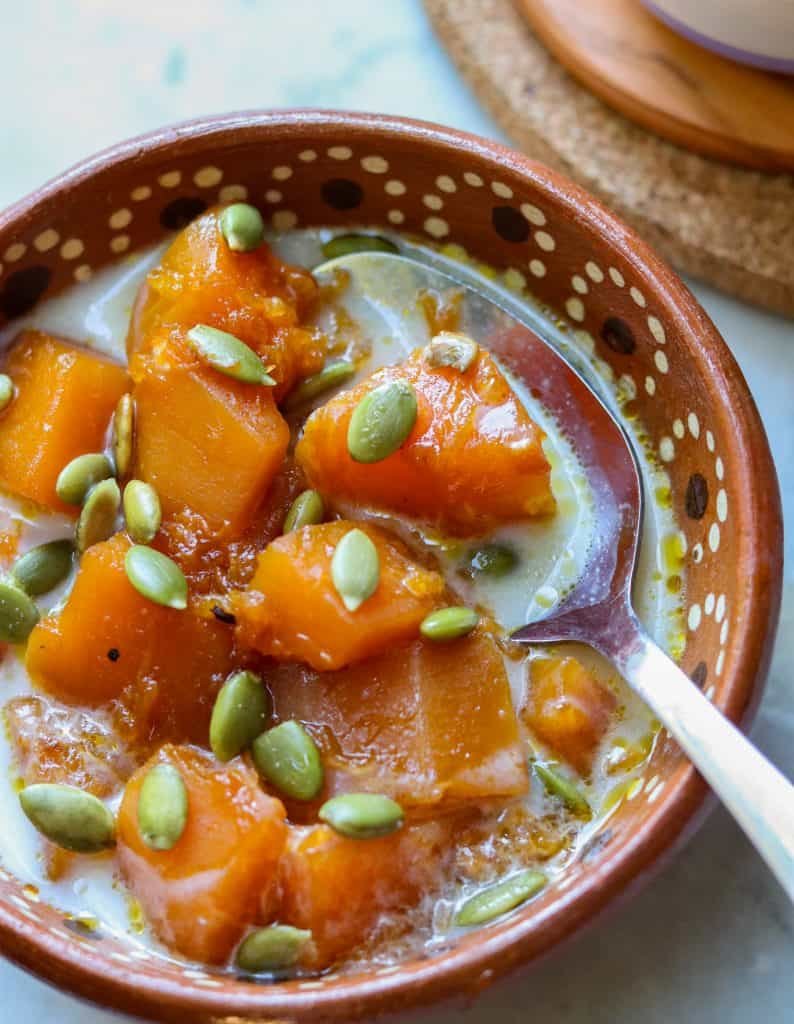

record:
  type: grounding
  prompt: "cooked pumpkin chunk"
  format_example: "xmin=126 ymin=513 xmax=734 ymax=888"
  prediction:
xmin=295 ymin=346 xmax=555 ymax=535
xmin=268 ymin=632 xmax=528 ymax=808
xmin=128 ymin=208 xmax=323 ymax=399
xmin=276 ymin=820 xmax=450 ymax=969
xmin=6 ymin=695 xmax=137 ymax=880
xmin=118 ymin=745 xmax=287 ymax=964
xmin=130 ymin=331 xmax=290 ymax=537
xmin=234 ymin=520 xmax=445 ymax=671
xmin=523 ymin=655 xmax=617 ymax=776
xmin=26 ymin=534 xmax=235 ymax=746
xmin=0 ymin=331 xmax=128 ymax=514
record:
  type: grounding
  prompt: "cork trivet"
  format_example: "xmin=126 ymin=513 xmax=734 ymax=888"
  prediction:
xmin=424 ymin=0 xmax=794 ymax=318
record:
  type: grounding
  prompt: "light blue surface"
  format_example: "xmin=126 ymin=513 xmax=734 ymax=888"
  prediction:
xmin=1 ymin=2 xmax=792 ymax=1022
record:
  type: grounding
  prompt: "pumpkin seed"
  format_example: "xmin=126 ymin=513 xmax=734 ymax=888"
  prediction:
xmin=186 ymin=325 xmax=276 ymax=386
xmin=321 ymin=233 xmax=398 ymax=260
xmin=56 ymin=453 xmax=113 ymax=506
xmin=283 ymin=489 xmax=324 ymax=533
xmin=124 ymin=545 xmax=187 ymax=610
xmin=330 ymin=528 xmax=380 ymax=612
xmin=75 ymin=478 xmax=120 ymax=554
xmin=283 ymin=359 xmax=356 ymax=410
xmin=454 ymin=869 xmax=547 ymax=927
xmin=123 ymin=480 xmax=162 ymax=543
xmin=346 ymin=380 xmax=417 ymax=463
xmin=252 ymin=720 xmax=323 ymax=801
xmin=112 ymin=393 xmax=134 ymax=479
xmin=319 ymin=793 xmax=404 ymax=840
xmin=0 ymin=374 xmax=14 ymax=412
xmin=137 ymin=763 xmax=189 ymax=851
xmin=12 ymin=539 xmax=74 ymax=596
xmin=236 ymin=925 xmax=312 ymax=974
xmin=465 ymin=543 xmax=518 ymax=579
xmin=19 ymin=783 xmax=115 ymax=854
xmin=219 ymin=203 xmax=266 ymax=253
xmin=534 ymin=762 xmax=591 ymax=818
xmin=420 ymin=606 xmax=480 ymax=642
xmin=0 ymin=578 xmax=40 ymax=643
xmin=210 ymin=670 xmax=271 ymax=762
xmin=425 ymin=332 xmax=479 ymax=372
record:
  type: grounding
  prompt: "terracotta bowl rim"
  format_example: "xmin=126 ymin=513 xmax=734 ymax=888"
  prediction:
xmin=0 ymin=109 xmax=783 ymax=1023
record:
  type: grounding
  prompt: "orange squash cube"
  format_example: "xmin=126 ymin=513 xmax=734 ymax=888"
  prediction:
xmin=276 ymin=821 xmax=450 ymax=969
xmin=0 ymin=330 xmax=128 ymax=514
xmin=128 ymin=208 xmax=323 ymax=399
xmin=131 ymin=332 xmax=290 ymax=537
xmin=523 ymin=655 xmax=617 ymax=776
xmin=268 ymin=632 xmax=528 ymax=809
xmin=295 ymin=346 xmax=555 ymax=536
xmin=118 ymin=745 xmax=287 ymax=964
xmin=234 ymin=520 xmax=445 ymax=671
xmin=26 ymin=534 xmax=236 ymax=746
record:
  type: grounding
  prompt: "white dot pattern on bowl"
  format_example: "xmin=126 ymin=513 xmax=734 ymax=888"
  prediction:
xmin=193 ymin=166 xmax=223 ymax=188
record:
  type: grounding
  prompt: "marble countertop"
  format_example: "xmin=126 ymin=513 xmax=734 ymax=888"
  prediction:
xmin=2 ymin=2 xmax=791 ymax=1021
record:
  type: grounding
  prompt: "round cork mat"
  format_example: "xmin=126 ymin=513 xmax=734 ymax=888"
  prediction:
xmin=519 ymin=0 xmax=794 ymax=172
xmin=424 ymin=0 xmax=794 ymax=318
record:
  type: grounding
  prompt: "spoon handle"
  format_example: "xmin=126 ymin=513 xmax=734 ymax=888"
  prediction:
xmin=613 ymin=625 xmax=794 ymax=901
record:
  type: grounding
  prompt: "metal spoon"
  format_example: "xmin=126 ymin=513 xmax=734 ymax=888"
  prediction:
xmin=314 ymin=248 xmax=794 ymax=900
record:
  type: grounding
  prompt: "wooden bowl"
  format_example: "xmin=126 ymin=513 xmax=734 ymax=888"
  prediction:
xmin=0 ymin=111 xmax=782 ymax=1023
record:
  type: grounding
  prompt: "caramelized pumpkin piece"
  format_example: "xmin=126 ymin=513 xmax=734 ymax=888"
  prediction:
xmin=128 ymin=208 xmax=323 ymax=399
xmin=234 ymin=520 xmax=445 ymax=670
xmin=296 ymin=346 xmax=555 ymax=535
xmin=130 ymin=330 xmax=290 ymax=537
xmin=118 ymin=745 xmax=287 ymax=964
xmin=269 ymin=632 xmax=528 ymax=809
xmin=0 ymin=331 xmax=128 ymax=515
xmin=6 ymin=695 xmax=137 ymax=880
xmin=26 ymin=534 xmax=235 ymax=747
xmin=523 ymin=655 xmax=617 ymax=776
xmin=276 ymin=820 xmax=450 ymax=969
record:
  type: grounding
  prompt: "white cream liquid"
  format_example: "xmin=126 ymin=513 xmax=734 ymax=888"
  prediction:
xmin=0 ymin=232 xmax=685 ymax=965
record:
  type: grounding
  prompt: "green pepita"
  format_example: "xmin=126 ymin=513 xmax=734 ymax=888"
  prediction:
xmin=219 ymin=203 xmax=266 ymax=253
xmin=465 ymin=543 xmax=518 ymax=579
xmin=331 ymin=528 xmax=380 ymax=612
xmin=283 ymin=359 xmax=356 ymax=410
xmin=319 ymin=793 xmax=404 ymax=840
xmin=0 ymin=373 xmax=14 ymax=412
xmin=123 ymin=480 xmax=162 ymax=544
xmin=19 ymin=783 xmax=115 ymax=854
xmin=346 ymin=380 xmax=417 ymax=464
xmin=210 ymin=670 xmax=271 ymax=762
xmin=186 ymin=324 xmax=276 ymax=386
xmin=420 ymin=606 xmax=480 ymax=642
xmin=56 ymin=453 xmax=114 ymax=506
xmin=12 ymin=539 xmax=74 ymax=596
xmin=112 ymin=393 xmax=135 ymax=479
xmin=534 ymin=762 xmax=591 ymax=818
xmin=124 ymin=545 xmax=188 ymax=609
xmin=75 ymin=478 xmax=120 ymax=555
xmin=137 ymin=763 xmax=189 ymax=851
xmin=454 ymin=869 xmax=547 ymax=927
xmin=252 ymin=720 xmax=323 ymax=801
xmin=283 ymin=489 xmax=324 ymax=533
xmin=236 ymin=925 xmax=312 ymax=974
xmin=425 ymin=332 xmax=479 ymax=372
xmin=0 ymin=578 xmax=40 ymax=643
xmin=321 ymin=233 xmax=399 ymax=260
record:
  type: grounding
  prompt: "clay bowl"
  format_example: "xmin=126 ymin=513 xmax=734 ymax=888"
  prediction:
xmin=0 ymin=111 xmax=782 ymax=1023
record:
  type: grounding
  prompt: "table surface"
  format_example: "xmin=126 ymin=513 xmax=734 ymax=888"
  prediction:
xmin=2 ymin=2 xmax=792 ymax=1022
